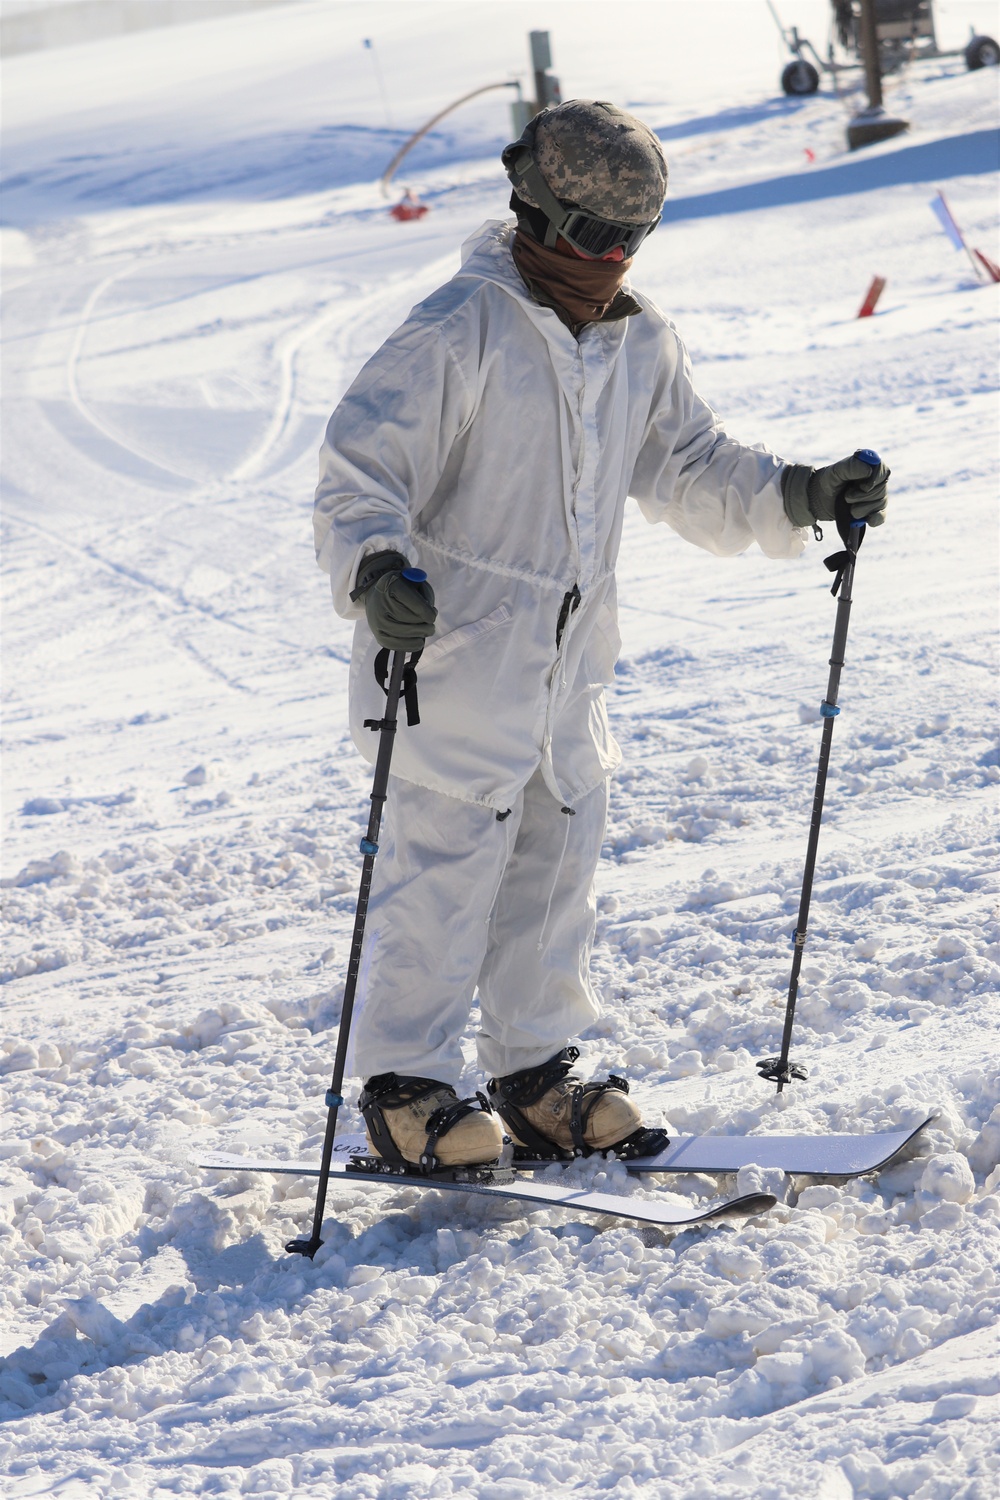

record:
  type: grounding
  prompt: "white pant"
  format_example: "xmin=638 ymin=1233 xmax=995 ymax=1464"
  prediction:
xmin=349 ymin=769 xmax=608 ymax=1085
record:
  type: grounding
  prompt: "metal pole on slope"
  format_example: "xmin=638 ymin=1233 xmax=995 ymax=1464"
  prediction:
xmin=859 ymin=0 xmax=884 ymax=108
xmin=363 ymin=38 xmax=394 ymax=129
xmin=529 ymin=30 xmax=561 ymax=110
xmin=847 ymin=0 xmax=908 ymax=150
xmin=287 ymin=629 xmax=418 ymax=1259
xmin=757 ymin=453 xmax=879 ymax=1094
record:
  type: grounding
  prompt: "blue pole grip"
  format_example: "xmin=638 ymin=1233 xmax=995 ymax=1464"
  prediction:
xmin=401 ymin=567 xmax=427 ymax=583
xmin=850 ymin=450 xmax=881 ymax=530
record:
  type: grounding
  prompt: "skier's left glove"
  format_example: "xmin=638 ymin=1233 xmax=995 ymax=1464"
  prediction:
xmin=781 ymin=453 xmax=890 ymax=530
xmin=351 ymin=549 xmax=437 ymax=652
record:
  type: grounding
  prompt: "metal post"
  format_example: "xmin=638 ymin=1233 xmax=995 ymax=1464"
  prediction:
xmin=847 ymin=0 xmax=908 ymax=150
xmin=530 ymin=30 xmax=551 ymax=112
xmin=286 ymin=650 xmax=408 ymax=1258
xmin=859 ymin=0 xmax=884 ymax=107
xmin=363 ymin=38 xmax=394 ymax=129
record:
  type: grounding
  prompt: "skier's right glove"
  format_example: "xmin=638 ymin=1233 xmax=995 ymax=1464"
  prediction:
xmin=351 ymin=549 xmax=437 ymax=652
xmin=781 ymin=453 xmax=890 ymax=530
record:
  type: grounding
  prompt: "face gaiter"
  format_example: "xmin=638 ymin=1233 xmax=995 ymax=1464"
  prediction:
xmin=511 ymin=230 xmax=634 ymax=332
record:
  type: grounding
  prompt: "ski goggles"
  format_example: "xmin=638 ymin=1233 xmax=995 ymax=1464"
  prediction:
xmin=555 ymin=206 xmax=660 ymax=260
xmin=502 ymin=135 xmax=661 ymax=260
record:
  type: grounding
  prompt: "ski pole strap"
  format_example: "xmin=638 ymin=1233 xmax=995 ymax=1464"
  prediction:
xmin=373 ymin=647 xmax=422 ymax=726
xmin=823 ymin=493 xmax=866 ymax=596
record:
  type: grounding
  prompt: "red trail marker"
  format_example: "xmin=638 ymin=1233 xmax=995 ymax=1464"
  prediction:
xmin=857 ymin=275 xmax=887 ymax=318
xmin=973 ymin=248 xmax=1000 ymax=283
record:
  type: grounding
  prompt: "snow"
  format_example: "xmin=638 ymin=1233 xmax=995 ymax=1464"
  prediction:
xmin=2 ymin=1 xmax=999 ymax=1495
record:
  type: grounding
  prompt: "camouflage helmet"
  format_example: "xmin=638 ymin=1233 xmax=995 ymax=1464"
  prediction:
xmin=503 ymin=100 xmax=668 ymax=225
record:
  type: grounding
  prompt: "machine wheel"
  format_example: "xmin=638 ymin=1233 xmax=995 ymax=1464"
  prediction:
xmin=781 ymin=59 xmax=821 ymax=95
xmin=965 ymin=35 xmax=1000 ymax=69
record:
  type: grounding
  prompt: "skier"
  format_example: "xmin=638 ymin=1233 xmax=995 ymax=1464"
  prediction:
xmin=313 ymin=101 xmax=889 ymax=1173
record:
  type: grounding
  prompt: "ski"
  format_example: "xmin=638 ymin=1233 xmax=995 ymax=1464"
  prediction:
xmin=567 ymin=1116 xmax=933 ymax=1177
xmin=200 ymin=1115 xmax=930 ymax=1191
xmin=196 ymin=1151 xmax=775 ymax=1230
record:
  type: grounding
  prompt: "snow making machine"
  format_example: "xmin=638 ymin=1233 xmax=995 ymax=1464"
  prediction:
xmin=768 ymin=0 xmax=999 ymax=95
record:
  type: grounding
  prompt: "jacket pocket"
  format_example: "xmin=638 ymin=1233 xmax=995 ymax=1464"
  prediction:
xmin=585 ymin=601 xmax=622 ymax=687
xmin=420 ymin=604 xmax=513 ymax=666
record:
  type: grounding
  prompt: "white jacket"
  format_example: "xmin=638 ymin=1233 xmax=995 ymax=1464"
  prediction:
xmin=314 ymin=220 xmax=805 ymax=812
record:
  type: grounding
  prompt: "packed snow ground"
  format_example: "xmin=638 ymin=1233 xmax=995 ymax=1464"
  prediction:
xmin=2 ymin=2 xmax=999 ymax=1496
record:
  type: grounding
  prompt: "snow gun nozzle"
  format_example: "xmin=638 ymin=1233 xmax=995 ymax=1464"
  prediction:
xmin=854 ymin=448 xmax=880 ymax=470
xmin=286 ymin=1234 xmax=323 ymax=1259
xmin=402 ymin=567 xmax=427 ymax=582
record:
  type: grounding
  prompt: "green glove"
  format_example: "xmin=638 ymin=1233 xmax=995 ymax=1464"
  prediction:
xmin=351 ymin=550 xmax=437 ymax=652
xmin=782 ymin=453 xmax=890 ymax=530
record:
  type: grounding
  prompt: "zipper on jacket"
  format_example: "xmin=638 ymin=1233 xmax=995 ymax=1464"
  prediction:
xmin=555 ymin=584 xmax=581 ymax=648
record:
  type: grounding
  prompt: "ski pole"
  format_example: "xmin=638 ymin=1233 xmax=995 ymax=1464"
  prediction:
xmin=287 ymin=620 xmax=421 ymax=1258
xmin=758 ymin=452 xmax=878 ymax=1094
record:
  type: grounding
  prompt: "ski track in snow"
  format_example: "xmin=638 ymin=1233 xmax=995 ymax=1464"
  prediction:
xmin=1 ymin=5 xmax=999 ymax=1497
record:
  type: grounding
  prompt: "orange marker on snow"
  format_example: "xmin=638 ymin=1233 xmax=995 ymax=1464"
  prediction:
xmin=857 ymin=276 xmax=887 ymax=318
xmin=390 ymin=189 xmax=429 ymax=222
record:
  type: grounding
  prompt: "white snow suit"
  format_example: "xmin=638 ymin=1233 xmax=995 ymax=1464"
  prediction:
xmin=314 ymin=219 xmax=805 ymax=1083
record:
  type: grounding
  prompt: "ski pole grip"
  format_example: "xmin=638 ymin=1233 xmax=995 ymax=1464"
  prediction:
xmin=844 ymin=449 xmax=880 ymax=548
xmin=402 ymin=567 xmax=427 ymax=583
xmin=853 ymin=448 xmax=879 ymax=527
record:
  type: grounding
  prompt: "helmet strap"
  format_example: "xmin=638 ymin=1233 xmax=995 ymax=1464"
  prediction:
xmin=505 ymin=142 xmax=570 ymax=250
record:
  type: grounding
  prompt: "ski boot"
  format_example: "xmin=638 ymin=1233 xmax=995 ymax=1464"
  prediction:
xmin=487 ymin=1046 xmax=669 ymax=1162
xmin=356 ymin=1073 xmax=510 ymax=1183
